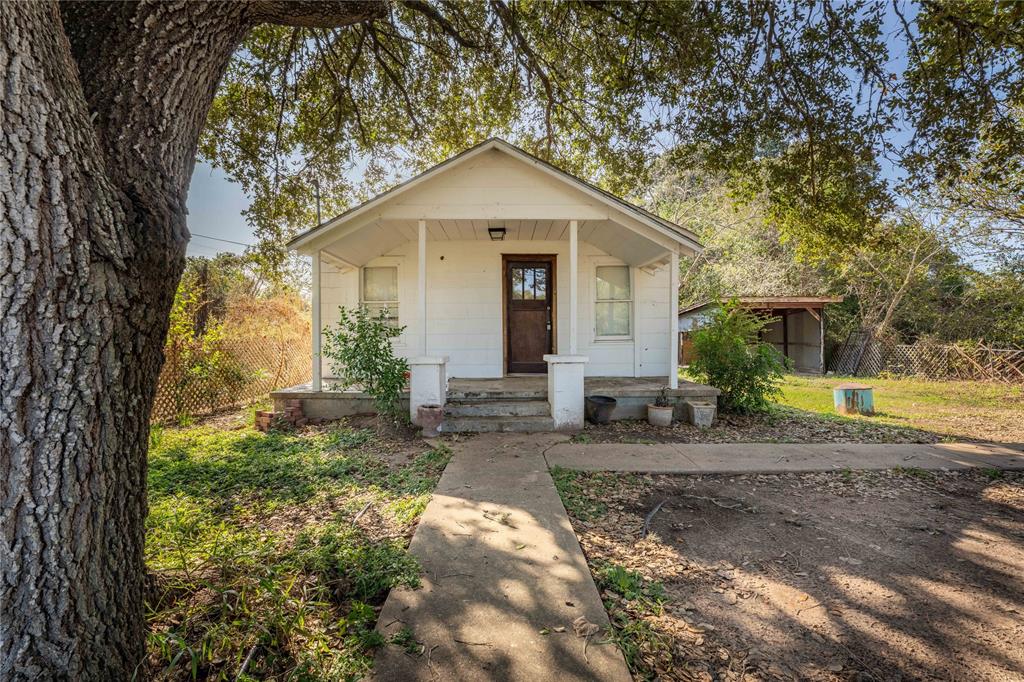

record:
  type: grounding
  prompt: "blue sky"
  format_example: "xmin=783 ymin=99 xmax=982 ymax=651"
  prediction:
xmin=186 ymin=162 xmax=254 ymax=257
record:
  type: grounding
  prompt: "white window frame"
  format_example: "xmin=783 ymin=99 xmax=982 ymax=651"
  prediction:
xmin=592 ymin=261 xmax=633 ymax=342
xmin=360 ymin=264 xmax=400 ymax=331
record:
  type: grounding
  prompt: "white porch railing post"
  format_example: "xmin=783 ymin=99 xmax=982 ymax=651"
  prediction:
xmin=544 ymin=354 xmax=587 ymax=431
xmin=569 ymin=219 xmax=578 ymax=354
xmin=408 ymin=356 xmax=448 ymax=425
xmin=418 ymin=219 xmax=427 ymax=356
xmin=311 ymin=250 xmax=322 ymax=392
xmin=669 ymin=249 xmax=679 ymax=389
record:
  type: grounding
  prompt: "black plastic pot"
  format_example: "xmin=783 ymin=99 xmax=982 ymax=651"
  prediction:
xmin=585 ymin=395 xmax=617 ymax=424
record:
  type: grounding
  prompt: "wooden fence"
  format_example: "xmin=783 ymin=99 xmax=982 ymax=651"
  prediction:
xmin=830 ymin=333 xmax=1024 ymax=383
xmin=151 ymin=334 xmax=311 ymax=423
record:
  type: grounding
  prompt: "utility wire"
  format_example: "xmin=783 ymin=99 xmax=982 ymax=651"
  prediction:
xmin=191 ymin=232 xmax=254 ymax=247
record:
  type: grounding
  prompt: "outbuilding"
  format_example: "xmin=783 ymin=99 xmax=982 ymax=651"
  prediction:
xmin=678 ymin=296 xmax=844 ymax=374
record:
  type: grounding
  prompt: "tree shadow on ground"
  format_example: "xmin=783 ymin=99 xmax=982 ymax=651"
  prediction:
xmin=579 ymin=469 xmax=1024 ymax=679
xmin=370 ymin=435 xmax=631 ymax=681
xmin=148 ymin=424 xmax=448 ymax=512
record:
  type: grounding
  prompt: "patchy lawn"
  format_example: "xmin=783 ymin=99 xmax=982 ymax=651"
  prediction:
xmin=779 ymin=375 xmax=1024 ymax=442
xmin=554 ymin=467 xmax=1024 ymax=681
xmin=579 ymin=375 xmax=1024 ymax=444
xmin=145 ymin=408 xmax=451 ymax=681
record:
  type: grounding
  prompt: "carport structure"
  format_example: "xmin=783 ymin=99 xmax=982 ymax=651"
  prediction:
xmin=679 ymin=296 xmax=844 ymax=374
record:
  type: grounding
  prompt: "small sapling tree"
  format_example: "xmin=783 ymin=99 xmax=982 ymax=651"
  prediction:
xmin=690 ymin=300 xmax=790 ymax=413
xmin=322 ymin=306 xmax=409 ymax=422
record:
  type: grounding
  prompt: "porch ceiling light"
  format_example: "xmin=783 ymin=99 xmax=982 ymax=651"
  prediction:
xmin=488 ymin=226 xmax=506 ymax=241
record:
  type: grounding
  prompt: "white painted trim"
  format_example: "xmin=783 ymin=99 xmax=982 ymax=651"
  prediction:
xmin=669 ymin=249 xmax=680 ymax=389
xmin=312 ymin=252 xmax=322 ymax=392
xmin=319 ymin=251 xmax=358 ymax=272
xmin=569 ymin=220 xmax=578 ymax=354
xmin=418 ymin=219 xmax=427 ymax=355
xmin=288 ymin=139 xmax=701 ymax=253
xmin=591 ymin=260 xmax=634 ymax=342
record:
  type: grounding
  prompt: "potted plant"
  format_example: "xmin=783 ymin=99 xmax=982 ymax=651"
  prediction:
xmin=647 ymin=388 xmax=674 ymax=427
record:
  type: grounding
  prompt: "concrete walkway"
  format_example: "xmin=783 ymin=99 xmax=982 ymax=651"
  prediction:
xmin=373 ymin=433 xmax=630 ymax=682
xmin=545 ymin=441 xmax=1024 ymax=474
xmin=372 ymin=436 xmax=1024 ymax=680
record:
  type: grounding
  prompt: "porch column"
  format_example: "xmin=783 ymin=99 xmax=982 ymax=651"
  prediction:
xmin=409 ymin=356 xmax=448 ymax=425
xmin=545 ymin=354 xmax=588 ymax=431
xmin=311 ymin=250 xmax=322 ymax=392
xmin=569 ymin=219 xmax=578 ymax=354
xmin=669 ymin=249 xmax=679 ymax=389
xmin=418 ymin=219 xmax=427 ymax=355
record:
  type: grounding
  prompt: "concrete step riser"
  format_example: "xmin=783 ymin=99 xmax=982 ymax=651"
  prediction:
xmin=445 ymin=400 xmax=550 ymax=417
xmin=447 ymin=392 xmax=545 ymax=401
xmin=444 ymin=416 xmax=555 ymax=433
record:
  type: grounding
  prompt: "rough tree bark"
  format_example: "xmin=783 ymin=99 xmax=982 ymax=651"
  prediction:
xmin=0 ymin=2 xmax=381 ymax=679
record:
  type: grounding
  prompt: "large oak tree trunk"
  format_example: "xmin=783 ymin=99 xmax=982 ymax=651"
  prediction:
xmin=0 ymin=2 xmax=379 ymax=678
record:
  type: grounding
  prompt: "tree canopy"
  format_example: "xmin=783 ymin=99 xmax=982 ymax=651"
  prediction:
xmin=200 ymin=1 xmax=1023 ymax=275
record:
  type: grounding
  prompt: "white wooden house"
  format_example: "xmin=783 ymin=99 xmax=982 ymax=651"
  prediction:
xmin=276 ymin=139 xmax=718 ymax=431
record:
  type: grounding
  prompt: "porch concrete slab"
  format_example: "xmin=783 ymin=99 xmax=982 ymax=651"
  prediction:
xmin=372 ymin=433 xmax=631 ymax=682
xmin=446 ymin=376 xmax=719 ymax=401
xmin=545 ymin=441 xmax=1024 ymax=475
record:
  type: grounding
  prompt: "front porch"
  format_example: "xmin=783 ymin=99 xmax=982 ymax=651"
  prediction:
xmin=271 ymin=375 xmax=719 ymax=428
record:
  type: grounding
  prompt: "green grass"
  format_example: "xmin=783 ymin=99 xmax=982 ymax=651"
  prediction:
xmin=776 ymin=375 xmax=1024 ymax=442
xmin=593 ymin=563 xmax=671 ymax=679
xmin=145 ymin=413 xmax=451 ymax=681
xmin=891 ymin=465 xmax=935 ymax=480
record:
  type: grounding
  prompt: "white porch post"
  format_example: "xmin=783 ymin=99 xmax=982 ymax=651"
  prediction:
xmin=669 ymin=249 xmax=679 ymax=389
xmin=418 ymin=219 xmax=427 ymax=355
xmin=311 ymin=250 xmax=322 ymax=392
xmin=545 ymin=354 xmax=588 ymax=431
xmin=569 ymin=219 xmax=578 ymax=354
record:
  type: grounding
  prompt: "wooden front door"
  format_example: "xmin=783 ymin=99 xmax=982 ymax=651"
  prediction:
xmin=505 ymin=256 xmax=555 ymax=373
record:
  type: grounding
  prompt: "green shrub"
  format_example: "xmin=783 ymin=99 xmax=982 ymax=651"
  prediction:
xmin=689 ymin=300 xmax=789 ymax=413
xmin=322 ymin=306 xmax=409 ymax=420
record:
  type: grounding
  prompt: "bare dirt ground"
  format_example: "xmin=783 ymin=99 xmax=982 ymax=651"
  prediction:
xmin=576 ymin=407 xmax=943 ymax=445
xmin=562 ymin=468 xmax=1024 ymax=681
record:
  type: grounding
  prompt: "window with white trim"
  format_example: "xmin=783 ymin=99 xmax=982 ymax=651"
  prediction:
xmin=594 ymin=265 xmax=632 ymax=339
xmin=361 ymin=266 xmax=399 ymax=327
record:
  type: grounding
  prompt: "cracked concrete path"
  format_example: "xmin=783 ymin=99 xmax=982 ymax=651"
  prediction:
xmin=372 ymin=433 xmax=629 ymax=682
xmin=545 ymin=441 xmax=1024 ymax=474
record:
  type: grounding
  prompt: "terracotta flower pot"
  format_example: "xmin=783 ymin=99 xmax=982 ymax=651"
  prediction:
xmin=417 ymin=404 xmax=445 ymax=437
xmin=647 ymin=403 xmax=674 ymax=427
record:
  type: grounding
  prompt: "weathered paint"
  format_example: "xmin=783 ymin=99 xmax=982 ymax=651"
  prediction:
xmin=833 ymin=383 xmax=874 ymax=415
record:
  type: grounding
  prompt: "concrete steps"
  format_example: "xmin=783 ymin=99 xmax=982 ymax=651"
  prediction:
xmin=443 ymin=396 xmax=554 ymax=432
xmin=444 ymin=414 xmax=556 ymax=433
xmin=445 ymin=399 xmax=550 ymax=418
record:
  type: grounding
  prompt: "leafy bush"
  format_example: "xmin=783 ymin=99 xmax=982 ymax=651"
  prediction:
xmin=689 ymin=300 xmax=789 ymax=413
xmin=322 ymin=306 xmax=409 ymax=420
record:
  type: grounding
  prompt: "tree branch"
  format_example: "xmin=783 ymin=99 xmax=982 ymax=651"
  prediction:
xmin=252 ymin=1 xmax=385 ymax=28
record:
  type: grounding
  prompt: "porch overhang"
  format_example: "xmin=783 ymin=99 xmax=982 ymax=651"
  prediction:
xmin=287 ymin=138 xmax=701 ymax=263
xmin=306 ymin=216 xmax=686 ymax=270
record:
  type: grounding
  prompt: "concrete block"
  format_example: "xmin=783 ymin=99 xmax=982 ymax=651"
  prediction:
xmin=684 ymin=399 xmax=717 ymax=428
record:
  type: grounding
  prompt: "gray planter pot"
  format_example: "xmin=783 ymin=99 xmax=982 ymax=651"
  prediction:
xmin=647 ymin=404 xmax=674 ymax=427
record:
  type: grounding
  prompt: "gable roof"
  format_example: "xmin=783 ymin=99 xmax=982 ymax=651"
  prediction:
xmin=287 ymin=138 xmax=701 ymax=252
